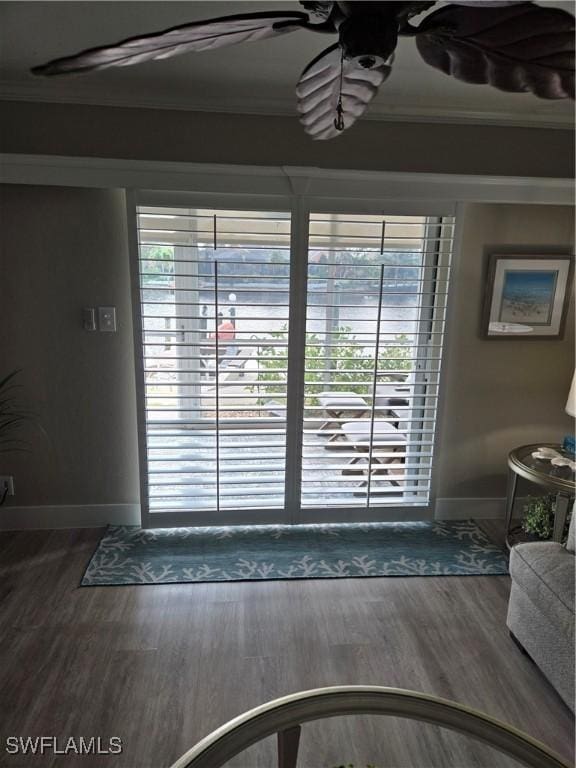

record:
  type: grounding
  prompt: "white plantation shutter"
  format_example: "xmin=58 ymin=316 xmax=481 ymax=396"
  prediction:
xmin=300 ymin=213 xmax=454 ymax=509
xmin=137 ymin=207 xmax=291 ymax=516
xmin=135 ymin=203 xmax=454 ymax=526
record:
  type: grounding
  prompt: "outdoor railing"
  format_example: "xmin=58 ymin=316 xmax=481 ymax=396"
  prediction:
xmin=168 ymin=686 xmax=570 ymax=768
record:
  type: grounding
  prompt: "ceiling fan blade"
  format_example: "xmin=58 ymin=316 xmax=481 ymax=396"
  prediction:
xmin=31 ymin=11 xmax=309 ymax=76
xmin=416 ymin=3 xmax=574 ymax=99
xmin=296 ymin=45 xmax=392 ymax=140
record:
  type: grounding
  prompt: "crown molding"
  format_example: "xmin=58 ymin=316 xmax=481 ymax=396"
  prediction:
xmin=0 ymin=82 xmax=573 ymax=130
xmin=1 ymin=154 xmax=573 ymax=207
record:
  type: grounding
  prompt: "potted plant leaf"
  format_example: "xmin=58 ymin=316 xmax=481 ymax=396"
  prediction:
xmin=521 ymin=495 xmax=572 ymax=543
xmin=0 ymin=369 xmax=33 ymax=504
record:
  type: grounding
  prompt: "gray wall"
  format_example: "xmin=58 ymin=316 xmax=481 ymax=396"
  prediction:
xmin=436 ymin=203 xmax=575 ymax=502
xmin=0 ymin=185 xmax=140 ymax=515
xmin=1 ymin=100 xmax=574 ymax=178
xmin=0 ymin=187 xmax=573 ymax=525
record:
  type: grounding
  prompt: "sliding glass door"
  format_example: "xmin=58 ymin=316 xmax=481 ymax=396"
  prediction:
xmin=137 ymin=207 xmax=291 ymax=523
xmin=134 ymin=203 xmax=454 ymax=527
xmin=300 ymin=213 xmax=450 ymax=511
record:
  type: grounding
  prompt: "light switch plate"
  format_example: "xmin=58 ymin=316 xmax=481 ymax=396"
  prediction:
xmin=82 ymin=307 xmax=97 ymax=332
xmin=98 ymin=306 xmax=117 ymax=332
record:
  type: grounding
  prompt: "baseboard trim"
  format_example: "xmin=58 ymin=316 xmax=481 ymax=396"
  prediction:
xmin=0 ymin=497 xmax=513 ymax=530
xmin=434 ymin=497 xmax=506 ymax=520
xmin=0 ymin=503 xmax=141 ymax=530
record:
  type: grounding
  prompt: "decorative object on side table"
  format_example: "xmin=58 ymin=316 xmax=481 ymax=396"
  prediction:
xmin=564 ymin=370 xmax=576 ymax=457
xmin=482 ymin=254 xmax=574 ymax=339
xmin=531 ymin=446 xmax=576 ymax=472
xmin=505 ymin=444 xmax=575 ymax=549
xmin=564 ymin=434 xmax=576 ymax=457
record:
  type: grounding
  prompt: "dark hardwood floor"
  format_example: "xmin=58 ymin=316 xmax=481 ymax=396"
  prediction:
xmin=0 ymin=525 xmax=573 ymax=768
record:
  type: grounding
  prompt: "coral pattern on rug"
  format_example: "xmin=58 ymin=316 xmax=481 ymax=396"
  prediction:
xmin=81 ymin=521 xmax=508 ymax=586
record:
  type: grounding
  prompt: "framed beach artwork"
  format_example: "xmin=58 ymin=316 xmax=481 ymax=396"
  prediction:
xmin=482 ymin=254 xmax=574 ymax=339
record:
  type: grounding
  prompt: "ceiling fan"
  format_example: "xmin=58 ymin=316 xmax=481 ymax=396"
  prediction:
xmin=32 ymin=1 xmax=575 ymax=140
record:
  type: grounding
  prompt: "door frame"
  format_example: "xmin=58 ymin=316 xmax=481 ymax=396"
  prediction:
xmin=129 ymin=190 xmax=457 ymax=528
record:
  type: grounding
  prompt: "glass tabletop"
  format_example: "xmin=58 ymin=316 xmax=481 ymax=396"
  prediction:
xmin=509 ymin=443 xmax=575 ymax=492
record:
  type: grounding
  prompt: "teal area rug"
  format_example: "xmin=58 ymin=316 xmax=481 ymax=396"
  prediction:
xmin=81 ymin=521 xmax=508 ymax=586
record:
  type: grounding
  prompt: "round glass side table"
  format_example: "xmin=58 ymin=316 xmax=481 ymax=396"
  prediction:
xmin=504 ymin=443 xmax=575 ymax=549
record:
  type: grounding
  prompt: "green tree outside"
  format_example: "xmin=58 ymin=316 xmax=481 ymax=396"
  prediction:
xmin=141 ymin=245 xmax=174 ymax=284
xmin=252 ymin=325 xmax=412 ymax=406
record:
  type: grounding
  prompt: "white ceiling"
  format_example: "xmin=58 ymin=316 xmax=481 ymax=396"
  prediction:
xmin=0 ymin=1 xmax=574 ymax=127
